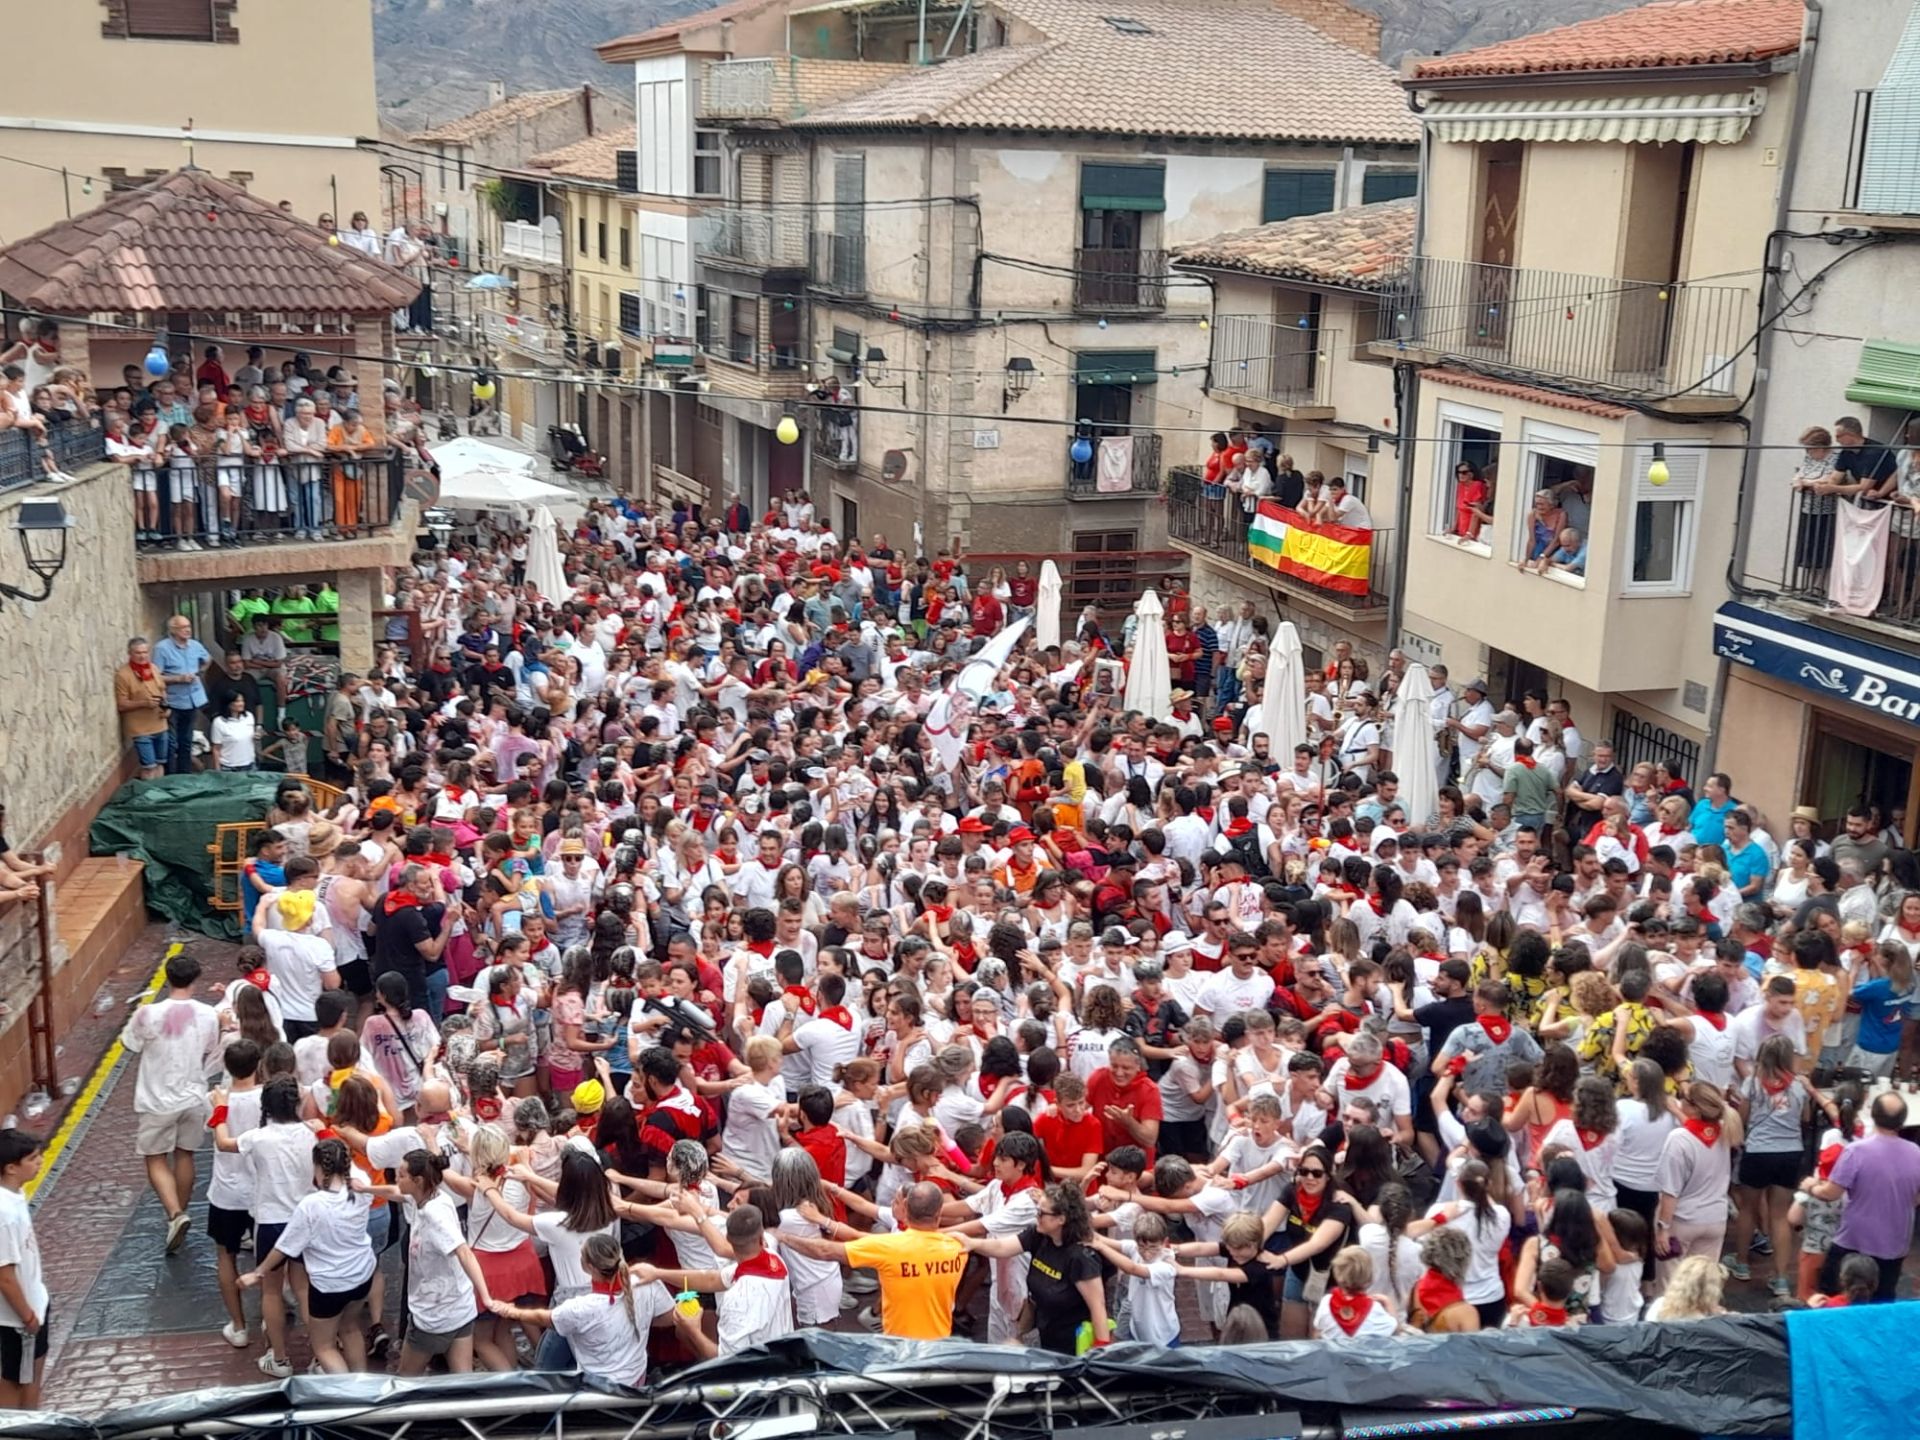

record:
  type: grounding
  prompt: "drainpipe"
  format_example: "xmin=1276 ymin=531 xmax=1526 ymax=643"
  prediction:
xmin=1701 ymin=0 xmax=1822 ymax=774
xmin=1384 ymin=86 xmax=1431 ymax=650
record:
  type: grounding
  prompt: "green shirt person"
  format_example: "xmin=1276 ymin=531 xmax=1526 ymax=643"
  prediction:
xmin=272 ymin=587 xmax=316 ymax=646
xmin=1501 ymin=738 xmax=1559 ymax=821
xmin=230 ymin=591 xmax=269 ymax=631
xmin=314 ymin=583 xmax=340 ymax=645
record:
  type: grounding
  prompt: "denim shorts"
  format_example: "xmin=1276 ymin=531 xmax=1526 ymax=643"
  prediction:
xmin=133 ymin=733 xmax=171 ymax=767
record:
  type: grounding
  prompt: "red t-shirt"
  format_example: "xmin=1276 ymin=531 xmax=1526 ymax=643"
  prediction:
xmin=1085 ymin=1067 xmax=1164 ymax=1162
xmin=971 ymin=593 xmax=1004 ymax=634
xmin=1164 ymin=628 xmax=1200 ymax=681
xmin=1033 ymin=1109 xmax=1107 ymax=1173
xmin=1007 ymin=576 xmax=1038 ymax=607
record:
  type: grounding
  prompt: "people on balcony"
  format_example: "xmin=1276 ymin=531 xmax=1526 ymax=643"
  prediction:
xmin=1523 ymin=490 xmax=1568 ymax=565
xmin=1452 ymin=461 xmax=1493 ymax=542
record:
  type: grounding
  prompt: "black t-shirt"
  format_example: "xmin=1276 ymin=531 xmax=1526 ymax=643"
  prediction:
xmin=1412 ymin=995 xmax=1476 ymax=1062
xmin=1019 ymin=1228 xmax=1105 ymax=1353
xmin=1837 ymin=442 xmax=1897 ymax=500
xmin=1228 ymin=1259 xmax=1281 ymax=1337
xmin=1574 ymin=765 xmax=1625 ymax=800
xmin=372 ymin=902 xmax=433 ymax=975
xmin=1275 ymin=468 xmax=1306 ymax=510
xmin=1268 ymin=1184 xmax=1354 ymax=1280
xmin=204 ymin=666 xmax=249 ymax=720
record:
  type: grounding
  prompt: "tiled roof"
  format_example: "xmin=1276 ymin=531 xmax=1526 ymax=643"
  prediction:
xmin=411 ymin=89 xmax=579 ymax=143
xmin=794 ymin=0 xmax=1417 ymax=143
xmin=0 ymin=170 xmax=420 ymax=315
xmin=530 ymin=131 xmax=626 ymax=184
xmin=1172 ymin=198 xmax=1414 ymax=291
xmin=1414 ymin=0 xmax=1803 ymax=81
xmin=1426 ymin=368 xmax=1634 ymax=420
xmin=598 ymin=0 xmax=777 ymax=55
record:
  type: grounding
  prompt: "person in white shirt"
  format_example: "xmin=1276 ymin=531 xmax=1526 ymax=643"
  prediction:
xmin=1193 ymin=941 xmax=1276 ymax=1020
xmin=121 ymin=951 xmax=222 ymax=1254
xmin=1313 ymin=1247 xmax=1399 ymax=1342
xmin=636 ymin=1206 xmax=792 ymax=1357
xmin=720 ymin=1037 xmax=788 ymax=1182
xmin=212 ymin=1074 xmax=317 ymax=1378
xmin=0 ymin=1129 xmax=47 ymax=1408
xmin=250 ymin=920 xmax=340 ymax=1036
xmin=209 ymin=691 xmax=260 ymax=771
xmin=239 ymin=1136 xmax=375 ymax=1374
xmin=1325 ymin=478 xmax=1372 ymax=529
xmin=489 ymin=1231 xmax=683 ymax=1387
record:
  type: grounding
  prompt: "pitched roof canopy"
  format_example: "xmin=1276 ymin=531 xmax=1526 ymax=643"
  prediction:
xmin=0 ymin=170 xmax=420 ymax=315
xmin=794 ymin=0 xmax=1417 ymax=144
xmin=1172 ymin=198 xmax=1414 ymax=291
xmin=530 ymin=130 xmax=626 ymax=184
xmin=411 ymin=88 xmax=580 ymax=143
xmin=1413 ymin=0 xmax=1803 ymax=82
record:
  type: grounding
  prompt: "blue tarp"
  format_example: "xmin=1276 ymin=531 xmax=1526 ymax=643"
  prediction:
xmin=1787 ymin=1300 xmax=1920 ymax=1440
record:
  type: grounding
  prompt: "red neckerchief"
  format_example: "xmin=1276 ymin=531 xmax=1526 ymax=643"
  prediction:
xmin=1415 ymin=1269 xmax=1463 ymax=1321
xmin=1760 ymin=1071 xmax=1796 ymax=1096
xmin=1697 ymin=1009 xmax=1727 ymax=1031
xmin=1821 ymin=1295 xmax=1853 ymax=1309
xmin=751 ymin=1004 xmax=767 ymax=1027
xmin=819 ymin=1005 xmax=854 ymax=1030
xmin=1224 ymin=817 xmax=1254 ymax=838
xmin=783 ymin=986 xmax=816 ymax=1015
xmin=1193 ymin=806 xmax=1215 ymax=824
xmin=1577 ymin=1127 xmax=1606 ymax=1149
xmin=1366 ymin=896 xmax=1388 ymax=918
xmin=1327 ymin=1288 xmax=1373 ymax=1336
xmin=1513 ymin=755 xmax=1537 ymax=770
xmin=1683 ymin=1117 xmax=1721 ymax=1148
xmin=1477 ymin=1014 xmax=1512 ymax=1045
xmin=927 ymin=903 xmax=954 ymax=924
xmin=421 ymin=851 xmax=453 ymax=868
xmin=1526 ymin=1301 xmax=1569 ymax=1327
xmin=590 ymin=1277 xmax=624 ymax=1304
xmin=1002 ymin=1172 xmax=1042 ymax=1199
xmin=128 ymin=659 xmax=156 ymax=680
xmin=733 ymin=1249 xmax=788 ymax=1281
xmin=1344 ymin=1064 xmax=1380 ymax=1091
xmin=746 ymin=939 xmax=776 ymax=959
xmin=473 ymin=1095 xmax=503 ymax=1122
xmin=1294 ymin=1185 xmax=1325 ymax=1225
xmin=384 ymin=890 xmax=422 ymax=914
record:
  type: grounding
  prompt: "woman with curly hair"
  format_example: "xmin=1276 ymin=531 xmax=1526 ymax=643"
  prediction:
xmin=956 ymin=1181 xmax=1109 ymax=1353
xmin=1068 ymin=983 xmax=1129 ymax=1080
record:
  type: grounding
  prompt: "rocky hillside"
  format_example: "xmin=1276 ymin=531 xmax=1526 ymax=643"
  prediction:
xmin=374 ymin=0 xmax=1647 ymax=126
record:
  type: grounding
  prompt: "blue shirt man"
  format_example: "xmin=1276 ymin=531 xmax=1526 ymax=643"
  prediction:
xmin=152 ymin=621 xmax=209 ymax=710
xmin=1689 ymin=775 xmax=1737 ymax=848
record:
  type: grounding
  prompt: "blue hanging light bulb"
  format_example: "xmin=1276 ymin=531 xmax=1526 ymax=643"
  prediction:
xmin=1070 ymin=436 xmax=1093 ymax=465
xmin=1296 ymin=314 xmax=1310 ymax=329
xmin=144 ymin=342 xmax=169 ymax=377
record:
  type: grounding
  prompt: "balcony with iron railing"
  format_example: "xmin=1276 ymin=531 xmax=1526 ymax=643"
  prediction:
xmin=1207 ymin=314 xmax=1337 ymax=417
xmin=481 ymin=310 xmax=557 ymax=357
xmin=1066 ymin=431 xmax=1162 ymax=499
xmin=1074 ymin=248 xmax=1168 ymax=313
xmin=0 ymin=423 xmax=105 ymax=491
xmin=1740 ymin=497 xmax=1920 ymax=647
xmin=696 ymin=207 xmax=808 ymax=272
xmin=618 ymin=291 xmax=645 ymax=341
xmin=134 ymin=450 xmax=415 ymax=553
xmin=1376 ymin=255 xmax=1750 ymax=403
xmin=812 ymin=232 xmax=866 ymax=296
xmin=1166 ymin=466 xmax=1393 ymax=613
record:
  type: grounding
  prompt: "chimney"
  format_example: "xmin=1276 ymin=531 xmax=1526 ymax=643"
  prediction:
xmin=582 ymin=83 xmax=595 ymax=135
xmin=720 ymin=18 xmax=735 ymax=55
xmin=487 ymin=79 xmax=506 ymax=107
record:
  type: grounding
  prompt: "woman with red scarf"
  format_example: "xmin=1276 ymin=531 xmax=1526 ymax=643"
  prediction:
xmin=1408 ymin=1227 xmax=1480 ymax=1332
xmin=1654 ymin=1082 xmax=1743 ymax=1291
xmin=1258 ymin=1142 xmax=1357 ymax=1338
xmin=115 ymin=636 xmax=171 ymax=777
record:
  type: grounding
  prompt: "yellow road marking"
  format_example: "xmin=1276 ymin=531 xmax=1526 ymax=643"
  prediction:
xmin=25 ymin=941 xmax=182 ymax=1200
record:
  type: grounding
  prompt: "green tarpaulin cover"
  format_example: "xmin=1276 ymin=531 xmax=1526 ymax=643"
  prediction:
xmin=89 ymin=774 xmax=284 ymax=940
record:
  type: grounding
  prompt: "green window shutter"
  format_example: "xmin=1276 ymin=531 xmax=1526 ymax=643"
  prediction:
xmin=1072 ymin=349 xmax=1158 ymax=385
xmin=1361 ymin=169 xmax=1418 ymax=203
xmin=1846 ymin=339 xmax=1920 ymax=407
xmin=1080 ymin=162 xmax=1166 ymax=212
xmin=1262 ymin=168 xmax=1337 ymax=223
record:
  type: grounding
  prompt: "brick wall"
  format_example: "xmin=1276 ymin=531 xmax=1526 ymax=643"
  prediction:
xmin=1272 ymin=0 xmax=1381 ymax=56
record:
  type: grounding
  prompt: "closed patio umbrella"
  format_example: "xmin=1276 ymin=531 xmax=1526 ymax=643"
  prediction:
xmin=1123 ymin=588 xmax=1172 ymax=721
xmin=1391 ymin=662 xmax=1440 ymax=830
xmin=525 ymin=504 xmax=572 ymax=604
xmin=1256 ymin=620 xmax=1307 ymax=759
xmin=1035 ymin=560 xmax=1063 ymax=651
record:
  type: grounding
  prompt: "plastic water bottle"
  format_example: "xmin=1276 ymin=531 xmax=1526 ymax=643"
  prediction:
xmin=20 ymin=1091 xmax=49 ymax=1121
xmin=93 ymin=991 xmax=114 ymax=1016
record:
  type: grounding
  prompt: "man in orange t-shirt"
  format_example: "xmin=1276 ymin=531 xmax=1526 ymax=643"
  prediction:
xmin=782 ymin=1182 xmax=965 ymax=1339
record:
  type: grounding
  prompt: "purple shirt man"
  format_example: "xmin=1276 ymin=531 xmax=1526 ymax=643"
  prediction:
xmin=1822 ymin=1092 xmax=1920 ymax=1299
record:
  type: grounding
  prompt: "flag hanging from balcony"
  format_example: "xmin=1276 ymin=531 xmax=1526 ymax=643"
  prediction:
xmin=1248 ymin=500 xmax=1371 ymax=596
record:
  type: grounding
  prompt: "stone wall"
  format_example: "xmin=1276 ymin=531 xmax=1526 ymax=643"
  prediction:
xmin=0 ymin=463 xmax=145 ymax=853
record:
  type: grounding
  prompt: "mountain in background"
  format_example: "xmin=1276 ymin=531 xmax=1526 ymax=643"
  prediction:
xmin=374 ymin=0 xmax=1647 ymax=128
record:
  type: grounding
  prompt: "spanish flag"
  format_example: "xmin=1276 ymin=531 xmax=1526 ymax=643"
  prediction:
xmin=1248 ymin=500 xmax=1371 ymax=596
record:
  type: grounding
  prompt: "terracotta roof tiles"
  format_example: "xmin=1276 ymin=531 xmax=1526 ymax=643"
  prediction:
xmin=794 ymin=0 xmax=1416 ymax=144
xmin=1414 ymin=0 xmax=1803 ymax=81
xmin=1172 ymin=198 xmax=1414 ymax=291
xmin=0 ymin=170 xmax=420 ymax=315
xmin=1426 ymin=368 xmax=1634 ymax=420
xmin=411 ymin=89 xmax=580 ymax=144
xmin=598 ymin=0 xmax=778 ymax=55
xmin=529 ymin=131 xmax=626 ymax=184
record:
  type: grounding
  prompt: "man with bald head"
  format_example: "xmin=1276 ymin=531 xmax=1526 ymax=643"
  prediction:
xmin=152 ymin=613 xmax=210 ymax=774
xmin=774 ymin=1179 xmax=966 ymax=1338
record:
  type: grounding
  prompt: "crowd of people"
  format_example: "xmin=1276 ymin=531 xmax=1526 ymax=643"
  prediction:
xmin=24 ymin=481 xmax=1920 ymax=1408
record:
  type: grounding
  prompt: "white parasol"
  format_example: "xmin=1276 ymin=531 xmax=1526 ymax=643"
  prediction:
xmin=525 ymin=504 xmax=572 ymax=604
xmin=1035 ymin=559 xmax=1063 ymax=651
xmin=1391 ymin=662 xmax=1440 ymax=829
xmin=1257 ymin=620 xmax=1307 ymax=759
xmin=1122 ymin=588 xmax=1172 ymax=721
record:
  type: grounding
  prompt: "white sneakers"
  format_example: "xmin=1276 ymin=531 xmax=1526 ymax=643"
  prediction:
xmin=257 ymin=1352 xmax=293 ymax=1379
xmin=165 ymin=1211 xmax=190 ymax=1253
xmin=221 ymin=1322 xmax=248 ymax=1349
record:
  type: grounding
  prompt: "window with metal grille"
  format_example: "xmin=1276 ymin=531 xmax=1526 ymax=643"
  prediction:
xmin=1261 ymin=168 xmax=1336 ymax=223
xmin=121 ymin=0 xmax=218 ymax=41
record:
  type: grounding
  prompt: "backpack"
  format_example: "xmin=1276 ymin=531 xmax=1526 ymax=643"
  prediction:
xmin=1226 ymin=824 xmax=1272 ymax=880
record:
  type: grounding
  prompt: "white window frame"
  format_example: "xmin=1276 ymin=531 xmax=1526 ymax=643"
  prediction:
xmin=1622 ymin=440 xmax=1704 ymax=597
xmin=1429 ymin=400 xmax=1502 ymax=557
xmin=1512 ymin=419 xmax=1600 ymax=581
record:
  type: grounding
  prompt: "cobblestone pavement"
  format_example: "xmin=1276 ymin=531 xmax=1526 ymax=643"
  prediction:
xmin=22 ymin=922 xmax=1915 ymax=1417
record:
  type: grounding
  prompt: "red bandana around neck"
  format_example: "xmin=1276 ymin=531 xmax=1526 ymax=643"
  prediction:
xmin=1343 ymin=1064 xmax=1381 ymax=1091
xmin=1526 ymin=1301 xmax=1569 ymax=1328
xmin=129 ymin=659 xmax=156 ymax=680
xmin=1477 ymin=1014 xmax=1512 ymax=1045
xmin=384 ymin=890 xmax=423 ymax=915
xmin=733 ymin=1249 xmax=788 ymax=1282
xmin=1415 ymin=1269 xmax=1463 ymax=1321
xmin=1577 ymin=1127 xmax=1606 ymax=1150
xmin=927 ymin=903 xmax=955 ymax=924
xmin=1002 ymin=1172 xmax=1042 ymax=1198
xmin=1697 ymin=1009 xmax=1727 ymax=1031
xmin=1760 ymin=1071 xmax=1796 ymax=1096
xmin=590 ymin=1277 xmax=625 ymax=1304
xmin=1327 ymin=1288 xmax=1374 ymax=1336
xmin=1294 ymin=1185 xmax=1325 ymax=1225
xmin=1683 ymin=1116 xmax=1721 ymax=1148
xmin=1223 ymin=817 xmax=1254 ymax=839
xmin=782 ymin=985 xmax=816 ymax=1015
xmin=819 ymin=1005 xmax=855 ymax=1031
xmin=1513 ymin=755 xmax=1537 ymax=770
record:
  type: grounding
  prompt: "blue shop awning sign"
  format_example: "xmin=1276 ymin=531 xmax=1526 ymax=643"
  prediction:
xmin=1714 ymin=601 xmax=1920 ymax=727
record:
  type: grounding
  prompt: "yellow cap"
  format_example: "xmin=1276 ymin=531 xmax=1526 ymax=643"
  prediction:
xmin=571 ymin=1078 xmax=605 ymax=1113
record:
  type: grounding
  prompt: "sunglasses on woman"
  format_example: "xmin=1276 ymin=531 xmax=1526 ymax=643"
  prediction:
xmin=1297 ymin=1167 xmax=1328 ymax=1179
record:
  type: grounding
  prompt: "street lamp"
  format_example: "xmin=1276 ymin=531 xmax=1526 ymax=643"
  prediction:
xmin=0 ymin=497 xmax=71 ymax=608
xmin=864 ymin=346 xmax=888 ymax=385
xmin=1002 ymin=356 xmax=1035 ymax=413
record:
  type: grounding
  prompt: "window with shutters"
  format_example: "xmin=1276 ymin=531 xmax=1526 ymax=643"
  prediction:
xmin=1853 ymin=5 xmax=1920 ymax=214
xmin=1627 ymin=442 xmax=1702 ymax=595
xmin=106 ymin=0 xmax=236 ymax=43
xmin=1262 ymin=168 xmax=1337 ymax=224
xmin=1361 ymin=168 xmax=1418 ymax=204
